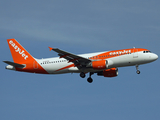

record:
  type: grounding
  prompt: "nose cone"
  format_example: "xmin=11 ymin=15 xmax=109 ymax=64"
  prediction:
xmin=152 ymin=53 xmax=158 ymax=61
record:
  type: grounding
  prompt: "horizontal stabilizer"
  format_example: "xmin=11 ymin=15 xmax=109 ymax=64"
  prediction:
xmin=3 ymin=61 xmax=25 ymax=68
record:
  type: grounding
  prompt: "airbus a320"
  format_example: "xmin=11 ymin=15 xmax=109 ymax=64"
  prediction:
xmin=4 ymin=39 xmax=158 ymax=83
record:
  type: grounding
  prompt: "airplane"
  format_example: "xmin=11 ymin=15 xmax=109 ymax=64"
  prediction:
xmin=3 ymin=38 xmax=158 ymax=83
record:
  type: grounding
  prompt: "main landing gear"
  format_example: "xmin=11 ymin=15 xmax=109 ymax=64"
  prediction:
xmin=80 ymin=72 xmax=94 ymax=83
xmin=87 ymin=72 xmax=94 ymax=83
xmin=136 ymin=65 xmax=140 ymax=74
xmin=80 ymin=72 xmax=86 ymax=78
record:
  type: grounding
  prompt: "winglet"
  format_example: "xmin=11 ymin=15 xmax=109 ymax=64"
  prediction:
xmin=48 ymin=47 xmax=53 ymax=51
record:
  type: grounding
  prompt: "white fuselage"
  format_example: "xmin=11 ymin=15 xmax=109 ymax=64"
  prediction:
xmin=36 ymin=51 xmax=158 ymax=74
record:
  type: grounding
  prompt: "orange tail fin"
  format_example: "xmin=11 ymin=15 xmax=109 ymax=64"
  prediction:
xmin=7 ymin=38 xmax=34 ymax=64
xmin=7 ymin=38 xmax=48 ymax=74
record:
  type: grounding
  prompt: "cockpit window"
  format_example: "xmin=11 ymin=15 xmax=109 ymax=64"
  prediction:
xmin=143 ymin=51 xmax=151 ymax=53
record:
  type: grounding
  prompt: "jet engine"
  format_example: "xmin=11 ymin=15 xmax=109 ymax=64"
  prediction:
xmin=89 ymin=60 xmax=114 ymax=70
xmin=97 ymin=68 xmax=118 ymax=77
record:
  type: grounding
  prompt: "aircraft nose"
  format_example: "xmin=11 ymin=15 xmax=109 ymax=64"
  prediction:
xmin=152 ymin=53 xmax=158 ymax=61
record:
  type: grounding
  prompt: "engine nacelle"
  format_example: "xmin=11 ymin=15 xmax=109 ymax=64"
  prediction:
xmin=91 ymin=60 xmax=114 ymax=70
xmin=92 ymin=60 xmax=107 ymax=70
xmin=97 ymin=68 xmax=118 ymax=77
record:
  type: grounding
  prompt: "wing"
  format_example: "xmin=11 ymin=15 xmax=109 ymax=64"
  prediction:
xmin=49 ymin=47 xmax=91 ymax=67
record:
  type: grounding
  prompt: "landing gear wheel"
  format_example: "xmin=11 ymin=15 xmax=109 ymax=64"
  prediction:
xmin=80 ymin=72 xmax=86 ymax=78
xmin=87 ymin=77 xmax=93 ymax=83
xmin=136 ymin=70 xmax=140 ymax=74
xmin=135 ymin=65 xmax=140 ymax=74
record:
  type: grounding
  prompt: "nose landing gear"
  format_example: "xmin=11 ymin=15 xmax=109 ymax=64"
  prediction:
xmin=136 ymin=65 xmax=140 ymax=74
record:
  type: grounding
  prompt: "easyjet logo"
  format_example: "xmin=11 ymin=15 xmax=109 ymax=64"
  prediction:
xmin=109 ymin=50 xmax=131 ymax=55
xmin=9 ymin=40 xmax=28 ymax=60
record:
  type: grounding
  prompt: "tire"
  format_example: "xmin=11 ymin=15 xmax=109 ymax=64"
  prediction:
xmin=87 ymin=77 xmax=93 ymax=83
xmin=80 ymin=72 xmax=86 ymax=78
xmin=136 ymin=70 xmax=140 ymax=74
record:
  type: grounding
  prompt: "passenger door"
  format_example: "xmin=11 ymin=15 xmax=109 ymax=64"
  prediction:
xmin=133 ymin=48 xmax=138 ymax=58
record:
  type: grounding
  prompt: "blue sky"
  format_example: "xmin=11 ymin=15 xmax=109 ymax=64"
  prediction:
xmin=0 ymin=0 xmax=160 ymax=120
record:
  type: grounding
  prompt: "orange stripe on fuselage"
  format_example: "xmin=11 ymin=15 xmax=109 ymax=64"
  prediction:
xmin=56 ymin=64 xmax=75 ymax=72
xmin=15 ymin=61 xmax=49 ymax=74
xmin=89 ymin=48 xmax=148 ymax=60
